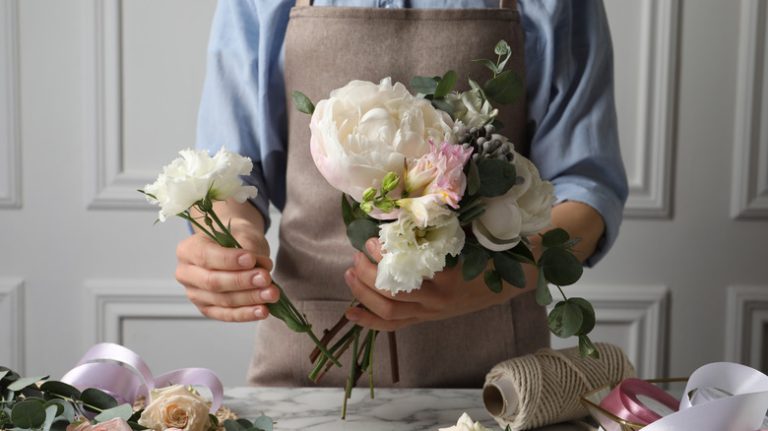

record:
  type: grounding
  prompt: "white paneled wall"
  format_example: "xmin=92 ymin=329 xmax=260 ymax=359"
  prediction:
xmin=1 ymin=0 xmax=767 ymax=385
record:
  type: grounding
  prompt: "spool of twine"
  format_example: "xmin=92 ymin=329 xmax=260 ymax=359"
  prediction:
xmin=483 ymin=343 xmax=635 ymax=430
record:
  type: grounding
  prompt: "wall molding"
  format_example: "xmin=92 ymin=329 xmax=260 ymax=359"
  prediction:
xmin=725 ymin=285 xmax=768 ymax=368
xmin=731 ymin=0 xmax=768 ymax=219
xmin=0 ymin=0 xmax=21 ymax=208
xmin=551 ymin=284 xmax=669 ymax=378
xmin=85 ymin=279 xmax=203 ymax=345
xmin=624 ymin=0 xmax=679 ymax=218
xmin=85 ymin=0 xmax=158 ymax=210
xmin=0 ymin=278 xmax=25 ymax=372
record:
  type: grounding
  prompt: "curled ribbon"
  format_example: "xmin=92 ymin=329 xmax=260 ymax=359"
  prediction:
xmin=598 ymin=362 xmax=768 ymax=431
xmin=61 ymin=343 xmax=223 ymax=413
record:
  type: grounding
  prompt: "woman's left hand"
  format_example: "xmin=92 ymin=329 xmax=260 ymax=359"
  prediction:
xmin=343 ymin=238 xmax=537 ymax=331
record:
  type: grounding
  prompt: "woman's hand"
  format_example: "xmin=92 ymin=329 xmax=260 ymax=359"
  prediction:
xmin=175 ymin=210 xmax=280 ymax=322
xmin=343 ymin=238 xmax=537 ymax=331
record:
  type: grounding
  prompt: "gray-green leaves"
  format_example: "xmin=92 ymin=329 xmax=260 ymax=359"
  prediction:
xmin=410 ymin=70 xmax=458 ymax=114
xmin=291 ymin=91 xmax=315 ymax=115
xmin=471 ymin=39 xmax=522 ymax=107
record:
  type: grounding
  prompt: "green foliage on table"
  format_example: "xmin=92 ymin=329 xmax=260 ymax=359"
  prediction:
xmin=223 ymin=415 xmax=274 ymax=431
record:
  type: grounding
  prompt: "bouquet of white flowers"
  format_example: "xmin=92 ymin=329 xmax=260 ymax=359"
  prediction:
xmin=292 ymin=40 xmax=598 ymax=417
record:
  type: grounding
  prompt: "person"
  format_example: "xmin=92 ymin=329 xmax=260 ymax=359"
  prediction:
xmin=175 ymin=0 xmax=628 ymax=387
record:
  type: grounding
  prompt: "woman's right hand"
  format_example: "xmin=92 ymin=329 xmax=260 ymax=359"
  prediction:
xmin=175 ymin=222 xmax=279 ymax=322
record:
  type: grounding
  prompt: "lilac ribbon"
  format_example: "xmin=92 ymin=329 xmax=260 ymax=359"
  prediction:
xmin=598 ymin=378 xmax=680 ymax=426
xmin=61 ymin=343 xmax=223 ymax=413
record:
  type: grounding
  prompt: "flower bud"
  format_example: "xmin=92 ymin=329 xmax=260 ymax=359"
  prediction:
xmin=360 ymin=201 xmax=374 ymax=214
xmin=362 ymin=187 xmax=377 ymax=202
xmin=382 ymin=172 xmax=400 ymax=193
xmin=374 ymin=198 xmax=397 ymax=213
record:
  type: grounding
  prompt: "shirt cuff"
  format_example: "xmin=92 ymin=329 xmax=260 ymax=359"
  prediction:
xmin=551 ymin=175 xmax=625 ymax=267
xmin=242 ymin=171 xmax=272 ymax=232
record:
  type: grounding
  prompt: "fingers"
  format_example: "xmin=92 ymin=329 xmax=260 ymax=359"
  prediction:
xmin=345 ymin=306 xmax=418 ymax=332
xmin=186 ymin=285 xmax=280 ymax=308
xmin=176 ymin=263 xmax=272 ymax=293
xmin=364 ymin=238 xmax=383 ymax=262
xmin=345 ymin=268 xmax=425 ymax=321
xmin=177 ymin=234 xmax=272 ymax=271
xmin=351 ymin=251 xmax=432 ymax=303
xmin=199 ymin=304 xmax=271 ymax=322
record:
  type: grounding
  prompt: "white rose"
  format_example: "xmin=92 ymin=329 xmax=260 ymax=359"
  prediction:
xmin=310 ymin=78 xmax=454 ymax=204
xmin=143 ymin=148 xmax=257 ymax=222
xmin=376 ymin=206 xmax=464 ymax=294
xmin=446 ymin=89 xmax=498 ymax=129
xmin=472 ymin=153 xmax=555 ymax=251
xmin=138 ymin=385 xmax=211 ymax=431
xmin=438 ymin=413 xmax=491 ymax=431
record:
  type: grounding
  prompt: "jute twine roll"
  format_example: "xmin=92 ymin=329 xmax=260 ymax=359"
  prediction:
xmin=483 ymin=343 xmax=635 ymax=430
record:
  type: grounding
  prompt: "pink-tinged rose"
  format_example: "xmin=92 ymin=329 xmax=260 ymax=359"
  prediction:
xmin=91 ymin=418 xmax=133 ymax=431
xmin=309 ymin=78 xmax=454 ymax=207
xmin=405 ymin=141 xmax=473 ymax=208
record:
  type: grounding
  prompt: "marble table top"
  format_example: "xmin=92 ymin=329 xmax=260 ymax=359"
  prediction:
xmin=223 ymin=387 xmax=594 ymax=431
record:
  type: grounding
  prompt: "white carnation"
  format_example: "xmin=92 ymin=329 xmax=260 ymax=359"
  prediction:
xmin=376 ymin=206 xmax=464 ymax=294
xmin=438 ymin=413 xmax=491 ymax=431
xmin=143 ymin=148 xmax=257 ymax=222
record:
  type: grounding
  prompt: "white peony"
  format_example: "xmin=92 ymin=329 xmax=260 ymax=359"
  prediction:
xmin=376 ymin=206 xmax=465 ymax=294
xmin=446 ymin=89 xmax=498 ymax=129
xmin=472 ymin=153 xmax=555 ymax=251
xmin=438 ymin=413 xmax=491 ymax=431
xmin=310 ymin=78 xmax=454 ymax=205
xmin=143 ymin=148 xmax=257 ymax=222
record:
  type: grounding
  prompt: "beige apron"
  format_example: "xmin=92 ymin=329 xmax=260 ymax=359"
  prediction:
xmin=247 ymin=0 xmax=549 ymax=388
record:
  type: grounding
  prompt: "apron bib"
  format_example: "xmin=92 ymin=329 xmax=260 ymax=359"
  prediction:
xmin=247 ymin=0 xmax=549 ymax=388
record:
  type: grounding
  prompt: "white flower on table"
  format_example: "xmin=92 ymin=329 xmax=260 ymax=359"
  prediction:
xmin=138 ymin=385 xmax=211 ymax=431
xmin=439 ymin=412 xmax=492 ymax=431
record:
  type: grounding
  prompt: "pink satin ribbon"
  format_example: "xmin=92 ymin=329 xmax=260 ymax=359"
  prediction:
xmin=599 ymin=378 xmax=679 ymax=425
xmin=61 ymin=343 xmax=223 ymax=413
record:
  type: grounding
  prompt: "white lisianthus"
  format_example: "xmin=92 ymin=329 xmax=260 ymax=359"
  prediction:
xmin=438 ymin=413 xmax=491 ymax=431
xmin=446 ymin=89 xmax=498 ymax=129
xmin=143 ymin=148 xmax=257 ymax=222
xmin=376 ymin=206 xmax=465 ymax=294
xmin=310 ymin=78 xmax=454 ymax=206
xmin=472 ymin=153 xmax=555 ymax=251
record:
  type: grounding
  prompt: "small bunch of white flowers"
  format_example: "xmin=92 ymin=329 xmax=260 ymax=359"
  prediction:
xmin=438 ymin=413 xmax=492 ymax=431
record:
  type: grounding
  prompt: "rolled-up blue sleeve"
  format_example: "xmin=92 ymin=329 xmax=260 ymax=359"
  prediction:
xmin=196 ymin=0 xmax=293 ymax=231
xmin=519 ymin=0 xmax=629 ymax=266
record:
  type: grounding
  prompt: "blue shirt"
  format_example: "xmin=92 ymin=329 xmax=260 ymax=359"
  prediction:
xmin=196 ymin=0 xmax=629 ymax=266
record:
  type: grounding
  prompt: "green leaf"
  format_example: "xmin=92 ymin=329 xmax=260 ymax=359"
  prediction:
xmin=8 ymin=375 xmax=47 ymax=392
xmin=251 ymin=415 xmax=274 ymax=431
xmin=213 ymin=230 xmax=238 ymax=248
xmin=42 ymin=405 xmax=57 ymax=431
xmin=128 ymin=421 xmax=150 ymax=430
xmin=540 ymin=248 xmax=583 ymax=286
xmin=291 ymin=91 xmax=315 ymax=115
xmin=461 ymin=243 xmax=489 ymax=281
xmin=40 ymin=381 xmax=81 ymax=400
xmin=11 ymin=399 xmax=46 ymax=428
xmin=430 ymin=98 xmax=455 ymax=116
xmin=237 ymin=418 xmax=254 ymax=427
xmin=477 ymin=158 xmax=517 ymax=197
xmin=484 ymin=270 xmax=503 ymax=293
xmin=434 ymin=70 xmax=457 ymax=99
xmin=506 ymin=242 xmax=535 ymax=265
xmin=472 ymin=59 xmax=498 ymax=75
xmin=224 ymin=419 xmax=247 ymax=431
xmin=548 ymin=301 xmax=584 ymax=338
xmin=535 ymin=266 xmax=552 ymax=306
xmin=51 ymin=420 xmax=70 ymax=431
xmin=579 ymin=335 xmax=600 ymax=359
xmin=484 ymin=70 xmax=523 ymax=105
xmin=445 ymin=253 xmax=459 ymax=268
xmin=44 ymin=399 xmax=74 ymax=422
xmin=95 ymin=403 xmax=133 ymax=422
xmin=541 ymin=228 xmax=570 ymax=248
xmin=0 ymin=370 xmax=7 ymax=381
xmin=346 ymin=219 xmax=380 ymax=253
xmin=80 ymin=388 xmax=118 ymax=412
xmin=494 ymin=39 xmax=511 ymax=56
xmin=493 ymin=252 xmax=525 ymax=288
xmin=410 ymin=76 xmax=439 ymax=95
xmin=570 ymin=297 xmax=596 ymax=335
xmin=466 ymin=159 xmax=481 ymax=196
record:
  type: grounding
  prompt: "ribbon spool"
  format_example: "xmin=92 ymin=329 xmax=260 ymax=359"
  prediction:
xmin=61 ymin=343 xmax=223 ymax=413
xmin=598 ymin=378 xmax=679 ymax=428
xmin=483 ymin=343 xmax=635 ymax=430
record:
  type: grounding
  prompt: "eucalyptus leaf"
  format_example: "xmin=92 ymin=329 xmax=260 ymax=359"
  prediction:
xmin=477 ymin=158 xmax=517 ymax=197
xmin=579 ymin=335 xmax=600 ymax=359
xmin=506 ymin=241 xmax=535 ymax=265
xmin=541 ymin=228 xmax=570 ymax=248
xmin=252 ymin=415 xmax=274 ymax=431
xmin=445 ymin=253 xmax=459 ymax=268
xmin=11 ymin=399 xmax=46 ymax=428
xmin=0 ymin=371 xmax=7 ymax=382
xmin=51 ymin=420 xmax=70 ymax=431
xmin=540 ymin=248 xmax=583 ymax=286
xmin=410 ymin=76 xmax=438 ymax=95
xmin=548 ymin=301 xmax=584 ymax=338
xmin=237 ymin=418 xmax=254 ymax=427
xmin=569 ymin=297 xmax=596 ymax=335
xmin=461 ymin=243 xmax=489 ymax=281
xmin=128 ymin=420 xmax=150 ymax=430
xmin=291 ymin=91 xmax=315 ymax=115
xmin=493 ymin=252 xmax=525 ymax=288
xmin=44 ymin=399 xmax=74 ymax=422
xmin=431 ymin=98 xmax=455 ymax=116
xmin=494 ymin=39 xmax=511 ymax=56
xmin=434 ymin=70 xmax=457 ymax=99
xmin=42 ymin=405 xmax=57 ymax=431
xmin=224 ymin=419 xmax=247 ymax=431
xmin=40 ymin=381 xmax=81 ymax=400
xmin=80 ymin=388 xmax=118 ymax=412
xmin=8 ymin=375 xmax=47 ymax=392
xmin=346 ymin=219 xmax=380 ymax=253
xmin=472 ymin=58 xmax=498 ymax=75
xmin=484 ymin=270 xmax=503 ymax=293
xmin=466 ymin=159 xmax=481 ymax=196
xmin=95 ymin=403 xmax=133 ymax=422
xmin=535 ymin=267 xmax=552 ymax=306
xmin=484 ymin=70 xmax=523 ymax=105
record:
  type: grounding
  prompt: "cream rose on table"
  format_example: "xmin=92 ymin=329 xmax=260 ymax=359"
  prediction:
xmin=438 ymin=413 xmax=491 ymax=431
xmin=138 ymin=385 xmax=210 ymax=431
